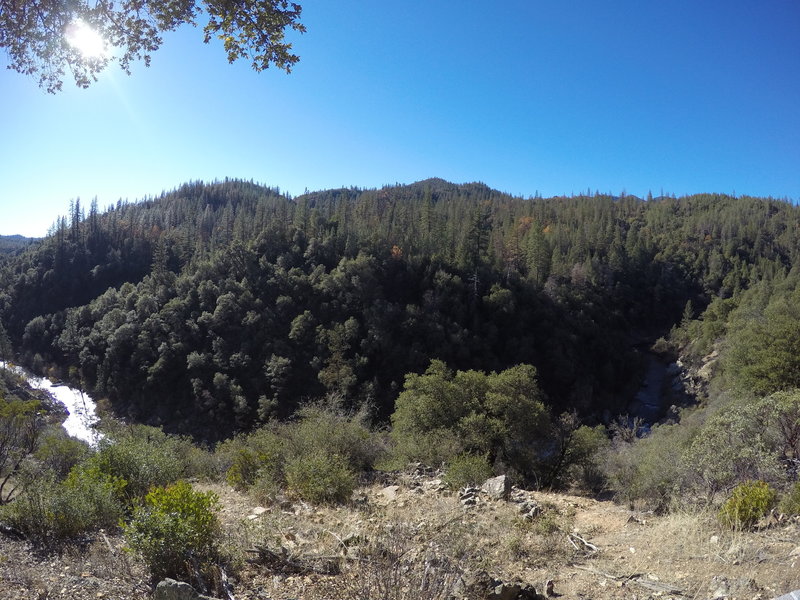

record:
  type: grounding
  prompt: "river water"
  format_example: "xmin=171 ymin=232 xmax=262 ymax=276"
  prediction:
xmin=627 ymin=354 xmax=669 ymax=424
xmin=0 ymin=361 xmax=103 ymax=447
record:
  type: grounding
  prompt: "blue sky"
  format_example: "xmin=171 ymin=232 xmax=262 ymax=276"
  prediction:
xmin=1 ymin=0 xmax=799 ymax=237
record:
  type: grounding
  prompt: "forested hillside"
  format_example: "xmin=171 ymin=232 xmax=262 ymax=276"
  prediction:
xmin=0 ymin=235 xmax=37 ymax=255
xmin=1 ymin=178 xmax=799 ymax=440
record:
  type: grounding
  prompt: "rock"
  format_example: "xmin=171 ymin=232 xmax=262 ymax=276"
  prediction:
xmin=666 ymin=362 xmax=681 ymax=376
xmin=697 ymin=361 xmax=715 ymax=381
xmin=482 ymin=475 xmax=511 ymax=500
xmin=424 ymin=478 xmax=447 ymax=492
xmin=251 ymin=506 xmax=267 ymax=516
xmin=154 ymin=579 xmax=219 ymax=600
xmin=459 ymin=487 xmax=481 ymax=507
xmin=492 ymin=581 xmax=524 ymax=600
xmin=381 ymin=485 xmax=400 ymax=500
xmin=519 ymin=501 xmax=542 ymax=520
xmin=459 ymin=571 xmax=543 ymax=600
xmin=708 ymin=576 xmax=759 ymax=599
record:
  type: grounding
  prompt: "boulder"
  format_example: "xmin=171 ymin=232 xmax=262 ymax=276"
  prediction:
xmin=154 ymin=579 xmax=219 ymax=600
xmin=482 ymin=475 xmax=511 ymax=500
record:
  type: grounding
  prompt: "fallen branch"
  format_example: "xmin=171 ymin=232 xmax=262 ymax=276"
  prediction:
xmin=247 ymin=544 xmax=340 ymax=575
xmin=573 ymin=565 xmax=684 ymax=595
xmin=567 ymin=532 xmax=599 ymax=555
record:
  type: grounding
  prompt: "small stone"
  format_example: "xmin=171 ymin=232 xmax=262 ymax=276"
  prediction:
xmin=381 ymin=485 xmax=400 ymax=500
xmin=252 ymin=506 xmax=267 ymax=515
xmin=546 ymin=579 xmax=555 ymax=596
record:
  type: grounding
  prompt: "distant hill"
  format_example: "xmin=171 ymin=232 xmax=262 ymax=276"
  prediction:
xmin=0 ymin=234 xmax=38 ymax=255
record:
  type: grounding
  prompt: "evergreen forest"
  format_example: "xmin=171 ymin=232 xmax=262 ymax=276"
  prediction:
xmin=1 ymin=179 xmax=799 ymax=444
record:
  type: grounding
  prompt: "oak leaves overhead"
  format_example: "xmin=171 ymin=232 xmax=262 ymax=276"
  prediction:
xmin=0 ymin=0 xmax=304 ymax=92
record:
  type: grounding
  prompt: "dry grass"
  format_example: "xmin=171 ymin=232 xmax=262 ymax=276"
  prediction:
xmin=5 ymin=477 xmax=800 ymax=600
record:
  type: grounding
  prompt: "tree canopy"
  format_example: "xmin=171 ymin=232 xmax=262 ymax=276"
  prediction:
xmin=2 ymin=179 xmax=800 ymax=441
xmin=0 ymin=0 xmax=304 ymax=92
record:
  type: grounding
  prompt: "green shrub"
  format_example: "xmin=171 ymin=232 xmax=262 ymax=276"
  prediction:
xmin=123 ymin=480 xmax=220 ymax=583
xmin=779 ymin=481 xmax=800 ymax=516
xmin=287 ymin=399 xmax=384 ymax=473
xmin=34 ymin=428 xmax=90 ymax=478
xmin=217 ymin=400 xmax=380 ymax=502
xmin=221 ymin=426 xmax=285 ymax=487
xmin=0 ymin=396 xmax=41 ymax=503
xmin=719 ymin=480 xmax=777 ymax=529
xmin=249 ymin=469 xmax=284 ymax=505
xmin=225 ymin=448 xmax=263 ymax=490
xmin=390 ymin=361 xmax=550 ymax=484
xmin=89 ymin=426 xmax=184 ymax=503
xmin=0 ymin=465 xmax=124 ymax=545
xmin=166 ymin=434 xmax=218 ymax=481
xmin=284 ymin=451 xmax=354 ymax=504
xmin=443 ymin=453 xmax=492 ymax=490
xmin=607 ymin=421 xmax=692 ymax=511
xmin=384 ymin=426 xmax=463 ymax=471
xmin=684 ymin=403 xmax=784 ymax=502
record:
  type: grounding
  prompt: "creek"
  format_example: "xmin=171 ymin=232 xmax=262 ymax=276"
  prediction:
xmin=627 ymin=353 xmax=669 ymax=424
xmin=0 ymin=361 xmax=103 ymax=447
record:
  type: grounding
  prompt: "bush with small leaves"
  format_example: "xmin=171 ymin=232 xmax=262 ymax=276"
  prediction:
xmin=779 ymin=481 xmax=800 ymax=516
xmin=0 ymin=464 xmax=124 ymax=546
xmin=684 ymin=403 xmax=784 ymax=502
xmin=225 ymin=448 xmax=263 ymax=490
xmin=443 ymin=453 xmax=493 ymax=490
xmin=217 ymin=400 xmax=380 ymax=503
xmin=286 ymin=400 xmax=385 ymax=473
xmin=284 ymin=451 xmax=354 ymax=504
xmin=718 ymin=480 xmax=777 ymax=529
xmin=607 ymin=420 xmax=694 ymax=511
xmin=89 ymin=425 xmax=184 ymax=503
xmin=34 ymin=428 xmax=90 ymax=478
xmin=0 ymin=396 xmax=41 ymax=504
xmin=123 ymin=480 xmax=220 ymax=584
xmin=220 ymin=426 xmax=285 ymax=490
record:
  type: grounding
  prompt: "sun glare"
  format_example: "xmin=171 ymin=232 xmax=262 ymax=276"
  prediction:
xmin=65 ymin=20 xmax=108 ymax=59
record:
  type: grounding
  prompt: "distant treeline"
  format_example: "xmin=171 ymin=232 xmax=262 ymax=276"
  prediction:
xmin=0 ymin=235 xmax=37 ymax=255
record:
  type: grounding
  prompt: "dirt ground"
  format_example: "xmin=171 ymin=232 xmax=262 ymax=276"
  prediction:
xmin=2 ymin=472 xmax=799 ymax=599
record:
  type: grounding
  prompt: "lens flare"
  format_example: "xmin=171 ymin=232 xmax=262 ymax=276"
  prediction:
xmin=65 ymin=20 xmax=108 ymax=59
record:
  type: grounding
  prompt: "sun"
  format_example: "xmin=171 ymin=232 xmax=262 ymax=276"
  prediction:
xmin=65 ymin=20 xmax=108 ymax=59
